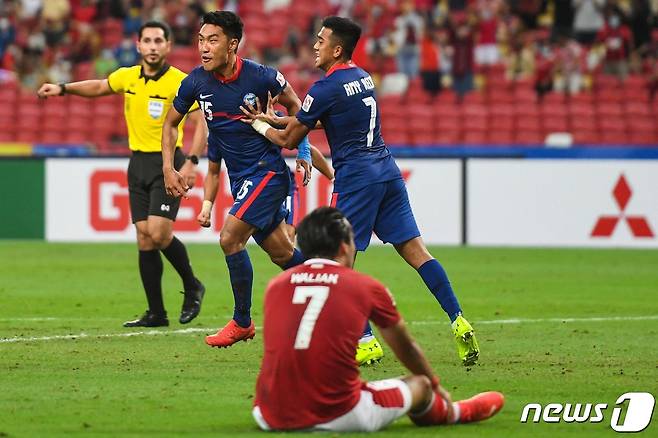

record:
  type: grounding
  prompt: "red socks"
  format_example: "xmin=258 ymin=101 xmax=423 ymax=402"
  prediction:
xmin=409 ymin=391 xmax=457 ymax=426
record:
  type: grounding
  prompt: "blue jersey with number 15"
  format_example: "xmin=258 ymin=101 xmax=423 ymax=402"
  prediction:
xmin=173 ymin=57 xmax=288 ymax=182
xmin=296 ymin=63 xmax=401 ymax=193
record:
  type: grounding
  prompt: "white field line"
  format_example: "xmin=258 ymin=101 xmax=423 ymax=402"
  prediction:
xmin=0 ymin=327 xmax=210 ymax=344
xmin=1 ymin=315 xmax=657 ymax=344
xmin=411 ymin=315 xmax=658 ymax=325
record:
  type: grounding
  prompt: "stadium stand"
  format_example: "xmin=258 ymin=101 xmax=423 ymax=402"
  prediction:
xmin=1 ymin=0 xmax=658 ymax=154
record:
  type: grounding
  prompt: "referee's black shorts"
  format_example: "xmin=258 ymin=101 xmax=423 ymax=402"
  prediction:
xmin=127 ymin=148 xmax=185 ymax=223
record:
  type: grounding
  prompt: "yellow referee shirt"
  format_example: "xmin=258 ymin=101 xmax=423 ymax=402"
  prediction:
xmin=107 ymin=64 xmax=198 ymax=152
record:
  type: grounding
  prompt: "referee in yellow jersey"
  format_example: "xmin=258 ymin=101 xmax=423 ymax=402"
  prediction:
xmin=38 ymin=21 xmax=208 ymax=328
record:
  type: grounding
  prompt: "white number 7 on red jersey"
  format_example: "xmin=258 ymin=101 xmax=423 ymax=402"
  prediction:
xmin=292 ymin=286 xmax=329 ymax=349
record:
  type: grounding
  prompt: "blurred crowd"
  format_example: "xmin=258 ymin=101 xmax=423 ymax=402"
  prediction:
xmin=343 ymin=0 xmax=658 ymax=101
xmin=0 ymin=0 xmax=222 ymax=89
xmin=2 ymin=0 xmax=658 ymax=100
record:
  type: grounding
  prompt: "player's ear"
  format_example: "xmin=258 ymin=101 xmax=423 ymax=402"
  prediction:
xmin=333 ymin=44 xmax=343 ymax=60
xmin=229 ymin=38 xmax=239 ymax=53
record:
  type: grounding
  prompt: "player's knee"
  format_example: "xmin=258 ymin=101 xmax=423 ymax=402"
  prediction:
xmin=148 ymin=229 xmax=172 ymax=249
xmin=416 ymin=375 xmax=434 ymax=405
xmin=269 ymin=247 xmax=293 ymax=267
xmin=395 ymin=238 xmax=432 ymax=269
xmin=219 ymin=230 xmax=243 ymax=254
xmin=416 ymin=375 xmax=432 ymax=393
xmin=408 ymin=375 xmax=432 ymax=399
xmin=136 ymin=228 xmax=154 ymax=249
xmin=136 ymin=235 xmax=154 ymax=250
xmin=407 ymin=375 xmax=433 ymax=413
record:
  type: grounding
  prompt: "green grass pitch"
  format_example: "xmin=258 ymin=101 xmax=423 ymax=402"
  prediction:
xmin=1 ymin=242 xmax=656 ymax=437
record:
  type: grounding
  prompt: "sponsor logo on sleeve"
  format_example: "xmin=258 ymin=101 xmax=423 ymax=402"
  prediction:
xmin=302 ymin=94 xmax=314 ymax=112
xmin=276 ymin=71 xmax=286 ymax=87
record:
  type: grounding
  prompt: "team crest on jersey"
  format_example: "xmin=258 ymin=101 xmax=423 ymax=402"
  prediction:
xmin=148 ymin=100 xmax=164 ymax=119
xmin=275 ymin=71 xmax=286 ymax=87
xmin=302 ymin=94 xmax=314 ymax=112
xmin=243 ymin=92 xmax=257 ymax=107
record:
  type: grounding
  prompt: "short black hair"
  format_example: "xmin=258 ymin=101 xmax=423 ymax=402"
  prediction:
xmin=321 ymin=16 xmax=362 ymax=60
xmin=201 ymin=10 xmax=243 ymax=43
xmin=297 ymin=207 xmax=353 ymax=259
xmin=138 ymin=20 xmax=171 ymax=41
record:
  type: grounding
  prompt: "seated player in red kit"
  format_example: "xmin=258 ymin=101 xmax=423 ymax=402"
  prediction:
xmin=252 ymin=207 xmax=503 ymax=432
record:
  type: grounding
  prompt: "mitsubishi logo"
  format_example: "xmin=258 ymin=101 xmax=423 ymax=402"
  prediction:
xmin=591 ymin=174 xmax=654 ymax=238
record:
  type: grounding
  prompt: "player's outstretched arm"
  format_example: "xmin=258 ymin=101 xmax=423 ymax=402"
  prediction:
xmin=239 ymin=92 xmax=310 ymax=149
xmin=244 ymin=88 xmax=302 ymax=128
xmin=243 ymin=112 xmax=311 ymax=151
xmin=179 ymin=109 xmax=207 ymax=188
xmin=198 ymin=160 xmax=221 ymax=228
xmin=162 ymin=107 xmax=188 ymax=198
xmin=260 ymin=92 xmax=324 ymax=130
xmin=37 ymin=79 xmax=114 ymax=99
xmin=311 ymin=145 xmax=334 ymax=180
xmin=241 ymin=94 xmax=315 ymax=184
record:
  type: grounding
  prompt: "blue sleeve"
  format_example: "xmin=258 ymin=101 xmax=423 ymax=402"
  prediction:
xmin=262 ymin=65 xmax=287 ymax=98
xmin=207 ymin=137 xmax=222 ymax=163
xmin=173 ymin=74 xmax=196 ymax=115
xmin=208 ymin=149 xmax=222 ymax=164
xmin=296 ymin=82 xmax=332 ymax=129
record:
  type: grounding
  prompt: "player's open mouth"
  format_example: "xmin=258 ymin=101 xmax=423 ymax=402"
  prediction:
xmin=201 ymin=56 xmax=212 ymax=63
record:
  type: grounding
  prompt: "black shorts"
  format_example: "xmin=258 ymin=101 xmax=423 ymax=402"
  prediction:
xmin=128 ymin=149 xmax=185 ymax=223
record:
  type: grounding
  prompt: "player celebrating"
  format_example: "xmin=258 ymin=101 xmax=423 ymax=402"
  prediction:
xmin=195 ymin=138 xmax=334 ymax=239
xmin=253 ymin=207 xmax=503 ymax=431
xmin=249 ymin=101 xmax=336 ymax=238
xmin=240 ymin=16 xmax=479 ymax=366
xmin=37 ymin=21 xmax=207 ymax=328
xmin=161 ymin=11 xmax=310 ymax=348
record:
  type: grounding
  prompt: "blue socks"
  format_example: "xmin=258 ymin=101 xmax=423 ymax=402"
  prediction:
xmin=226 ymin=247 xmax=302 ymax=328
xmin=226 ymin=250 xmax=253 ymax=328
xmin=418 ymin=259 xmax=462 ymax=322
xmin=283 ymin=248 xmax=305 ymax=270
xmin=362 ymin=321 xmax=374 ymax=338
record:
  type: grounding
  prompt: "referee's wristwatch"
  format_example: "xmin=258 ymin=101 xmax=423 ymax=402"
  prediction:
xmin=185 ymin=154 xmax=199 ymax=165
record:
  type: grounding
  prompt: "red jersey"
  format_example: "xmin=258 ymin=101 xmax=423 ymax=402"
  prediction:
xmin=254 ymin=259 xmax=401 ymax=430
xmin=597 ymin=24 xmax=632 ymax=62
xmin=478 ymin=18 xmax=498 ymax=45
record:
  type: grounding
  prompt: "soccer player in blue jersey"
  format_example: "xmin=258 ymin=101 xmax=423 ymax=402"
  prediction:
xmin=240 ymin=16 xmax=480 ymax=366
xmin=160 ymin=11 xmax=313 ymax=348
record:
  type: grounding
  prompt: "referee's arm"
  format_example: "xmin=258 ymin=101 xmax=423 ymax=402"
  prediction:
xmin=37 ymin=79 xmax=115 ymax=99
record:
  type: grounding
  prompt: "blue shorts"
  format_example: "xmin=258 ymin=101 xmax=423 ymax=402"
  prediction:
xmin=229 ymin=171 xmax=289 ymax=244
xmin=331 ymin=178 xmax=421 ymax=251
xmin=285 ymin=170 xmax=301 ymax=226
